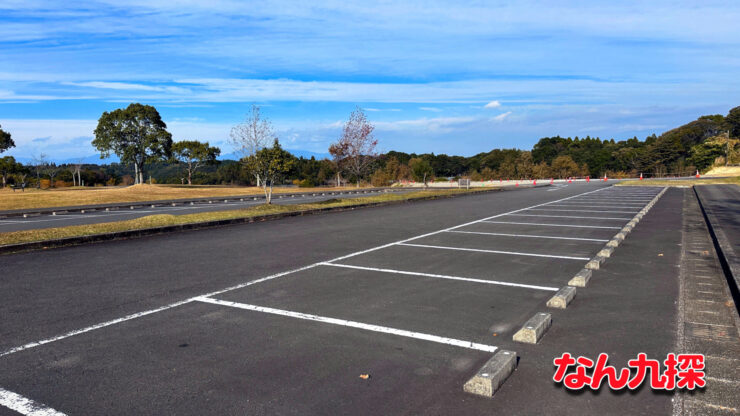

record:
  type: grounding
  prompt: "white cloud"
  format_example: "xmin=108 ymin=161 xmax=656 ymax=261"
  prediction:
xmin=484 ymin=100 xmax=501 ymax=109
xmin=419 ymin=107 xmax=442 ymax=112
xmin=493 ymin=111 xmax=512 ymax=121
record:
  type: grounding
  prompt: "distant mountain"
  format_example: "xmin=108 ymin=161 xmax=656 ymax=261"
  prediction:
xmin=11 ymin=149 xmax=328 ymax=165
xmin=219 ymin=149 xmax=330 ymax=161
xmin=12 ymin=154 xmax=120 ymax=165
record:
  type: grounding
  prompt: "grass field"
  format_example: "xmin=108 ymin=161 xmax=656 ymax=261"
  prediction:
xmin=0 ymin=189 xmax=485 ymax=246
xmin=617 ymin=177 xmax=740 ymax=187
xmin=0 ymin=184 xmax=381 ymax=211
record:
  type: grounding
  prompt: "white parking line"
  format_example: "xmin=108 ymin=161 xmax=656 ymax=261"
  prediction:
xmin=320 ymin=262 xmax=559 ymax=291
xmin=445 ymin=230 xmax=609 ymax=242
xmin=524 ymin=208 xmax=638 ymax=214
xmin=397 ymin=242 xmax=591 ymax=260
xmin=506 ymin=214 xmax=632 ymax=220
xmin=194 ymin=296 xmax=499 ymax=353
xmin=481 ymin=220 xmax=621 ymax=229
xmin=572 ymin=198 xmax=653 ymax=201
xmin=0 ymin=185 xmax=611 ymax=358
xmin=544 ymin=203 xmax=644 ymax=207
xmin=0 ymin=386 xmax=66 ymax=416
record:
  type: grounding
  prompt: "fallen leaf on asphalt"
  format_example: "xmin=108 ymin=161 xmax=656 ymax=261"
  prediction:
xmin=658 ymin=253 xmax=664 ymax=256
xmin=492 ymin=333 xmax=498 ymax=337
xmin=359 ymin=374 xmax=370 ymax=380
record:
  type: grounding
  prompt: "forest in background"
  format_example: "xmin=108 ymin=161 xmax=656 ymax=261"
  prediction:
xmin=1 ymin=106 xmax=738 ymax=188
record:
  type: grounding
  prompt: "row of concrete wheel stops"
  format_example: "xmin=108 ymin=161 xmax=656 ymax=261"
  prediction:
xmin=464 ymin=187 xmax=669 ymax=398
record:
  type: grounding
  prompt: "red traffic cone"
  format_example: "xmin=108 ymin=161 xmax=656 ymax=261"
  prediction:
xmin=695 ymin=170 xmax=700 ymax=178
xmin=533 ymin=179 xmax=537 ymax=186
xmin=586 ymin=176 xmax=590 ymax=183
xmin=639 ymin=173 xmax=643 ymax=180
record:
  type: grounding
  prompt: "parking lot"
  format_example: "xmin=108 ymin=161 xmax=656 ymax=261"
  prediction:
xmin=0 ymin=183 xmax=681 ymax=415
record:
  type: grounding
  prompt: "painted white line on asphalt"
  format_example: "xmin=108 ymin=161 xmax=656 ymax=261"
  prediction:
xmin=506 ymin=214 xmax=632 ymax=220
xmin=397 ymin=242 xmax=591 ymax=260
xmin=446 ymin=230 xmax=609 ymax=242
xmin=481 ymin=221 xmax=621 ymax=229
xmin=330 ymin=186 xmax=610 ymax=262
xmin=0 ymin=386 xmax=67 ymax=416
xmin=0 ymin=185 xmax=610 ymax=357
xmin=572 ymin=199 xmax=652 ymax=202
xmin=0 ymin=298 xmax=193 ymax=358
xmin=544 ymin=203 xmax=644 ymax=208
xmin=320 ymin=262 xmax=559 ymax=291
xmin=524 ymin=208 xmax=638 ymax=214
xmin=194 ymin=296 xmax=499 ymax=353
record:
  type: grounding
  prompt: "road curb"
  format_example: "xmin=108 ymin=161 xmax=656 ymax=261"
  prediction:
xmin=693 ymin=186 xmax=740 ymax=315
xmin=0 ymin=188 xmax=506 ymax=255
xmin=568 ymin=269 xmax=592 ymax=287
xmin=0 ymin=187 xmax=403 ymax=218
xmin=463 ymin=350 xmax=518 ymax=398
xmin=546 ymin=286 xmax=576 ymax=309
xmin=512 ymin=312 xmax=552 ymax=344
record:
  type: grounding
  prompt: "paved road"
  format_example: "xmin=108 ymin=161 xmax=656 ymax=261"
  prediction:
xmin=0 ymin=189 xmax=406 ymax=232
xmin=0 ymin=182 xmax=686 ymax=415
xmin=694 ymin=184 xmax=740 ymax=301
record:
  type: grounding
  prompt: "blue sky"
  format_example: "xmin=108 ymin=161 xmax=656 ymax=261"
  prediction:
xmin=1 ymin=0 xmax=739 ymax=161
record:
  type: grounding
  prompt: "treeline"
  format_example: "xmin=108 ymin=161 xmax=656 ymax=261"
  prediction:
xmin=1 ymin=106 xmax=738 ymax=189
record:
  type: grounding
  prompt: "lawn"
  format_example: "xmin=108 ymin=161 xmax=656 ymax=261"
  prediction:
xmin=0 ymin=184 xmax=383 ymax=211
xmin=0 ymin=189 xmax=487 ymax=246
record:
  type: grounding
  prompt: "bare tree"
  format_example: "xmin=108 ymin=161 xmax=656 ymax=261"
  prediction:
xmin=45 ymin=162 xmax=60 ymax=187
xmin=73 ymin=160 xmax=83 ymax=187
xmin=31 ymin=153 xmax=47 ymax=188
xmin=229 ymin=105 xmax=274 ymax=186
xmin=329 ymin=107 xmax=378 ymax=187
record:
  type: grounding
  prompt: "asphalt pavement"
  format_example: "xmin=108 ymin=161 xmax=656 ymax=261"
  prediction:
xmin=694 ymin=184 xmax=740 ymax=304
xmin=0 ymin=182 xmax=693 ymax=415
xmin=0 ymin=189 xmax=407 ymax=232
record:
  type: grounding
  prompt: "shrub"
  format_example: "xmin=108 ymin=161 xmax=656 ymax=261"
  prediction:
xmin=299 ymin=179 xmax=316 ymax=187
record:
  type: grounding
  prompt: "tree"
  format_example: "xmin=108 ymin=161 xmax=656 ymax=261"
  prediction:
xmin=0 ymin=156 xmax=22 ymax=187
xmin=245 ymin=139 xmax=294 ymax=203
xmin=0 ymin=124 xmax=14 ymax=154
xmin=727 ymin=106 xmax=740 ymax=138
xmin=409 ymin=157 xmax=433 ymax=186
xmin=93 ymin=103 xmax=173 ymax=185
xmin=71 ymin=160 xmax=83 ymax=187
xmin=551 ymin=155 xmax=579 ymax=178
xmin=532 ymin=161 xmax=550 ymax=179
xmin=229 ymin=105 xmax=274 ymax=186
xmin=172 ymin=140 xmax=221 ymax=185
xmin=329 ymin=107 xmax=378 ymax=187
xmin=44 ymin=162 xmax=60 ymax=187
xmin=31 ymin=153 xmax=47 ymax=188
xmin=704 ymin=133 xmax=740 ymax=166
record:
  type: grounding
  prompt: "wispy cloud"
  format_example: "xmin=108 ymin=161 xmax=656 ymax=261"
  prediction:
xmin=493 ymin=111 xmax=512 ymax=121
xmin=1 ymin=1 xmax=738 ymax=157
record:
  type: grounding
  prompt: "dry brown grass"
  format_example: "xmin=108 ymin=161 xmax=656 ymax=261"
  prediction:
xmin=616 ymin=177 xmax=740 ymax=187
xmin=0 ymin=189 xmax=484 ymax=246
xmin=703 ymin=166 xmax=740 ymax=177
xmin=0 ymin=184 xmax=375 ymax=211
